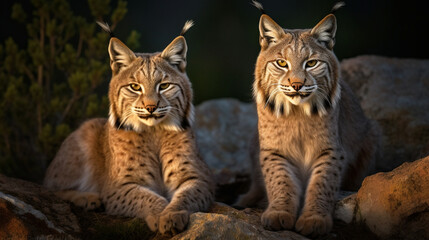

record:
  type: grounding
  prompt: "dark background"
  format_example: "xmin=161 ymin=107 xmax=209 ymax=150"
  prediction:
xmin=1 ymin=0 xmax=428 ymax=104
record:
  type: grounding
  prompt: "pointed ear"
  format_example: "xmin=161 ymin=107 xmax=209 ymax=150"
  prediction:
xmin=311 ymin=14 xmax=337 ymax=50
xmin=108 ymin=37 xmax=136 ymax=74
xmin=259 ymin=14 xmax=285 ymax=49
xmin=161 ymin=36 xmax=187 ymax=72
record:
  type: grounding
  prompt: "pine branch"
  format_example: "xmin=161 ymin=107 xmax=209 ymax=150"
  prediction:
xmin=23 ymin=65 xmax=36 ymax=82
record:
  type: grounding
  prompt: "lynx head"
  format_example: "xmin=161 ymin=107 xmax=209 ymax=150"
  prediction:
xmin=254 ymin=13 xmax=341 ymax=117
xmin=107 ymin=21 xmax=194 ymax=132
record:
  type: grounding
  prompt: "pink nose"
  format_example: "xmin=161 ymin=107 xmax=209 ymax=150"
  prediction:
xmin=146 ymin=105 xmax=157 ymax=114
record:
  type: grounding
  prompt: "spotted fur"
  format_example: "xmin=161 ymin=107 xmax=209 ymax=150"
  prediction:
xmin=43 ymin=21 xmax=214 ymax=235
xmin=236 ymin=10 xmax=380 ymax=237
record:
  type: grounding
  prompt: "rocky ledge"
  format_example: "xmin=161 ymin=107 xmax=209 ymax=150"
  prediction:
xmin=2 ymin=156 xmax=428 ymax=239
xmin=0 ymin=173 xmax=365 ymax=240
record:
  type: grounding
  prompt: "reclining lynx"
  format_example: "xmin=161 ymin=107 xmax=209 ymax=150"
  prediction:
xmin=43 ymin=21 xmax=214 ymax=235
xmin=236 ymin=3 xmax=380 ymax=236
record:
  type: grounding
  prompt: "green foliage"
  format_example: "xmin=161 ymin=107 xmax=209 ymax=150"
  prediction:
xmin=111 ymin=0 xmax=128 ymax=25
xmin=126 ymin=30 xmax=141 ymax=51
xmin=0 ymin=0 xmax=139 ymax=182
xmin=11 ymin=4 xmax=26 ymax=23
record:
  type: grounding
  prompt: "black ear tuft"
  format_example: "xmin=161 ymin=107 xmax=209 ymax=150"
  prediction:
xmin=180 ymin=20 xmax=194 ymax=36
xmin=330 ymin=1 xmax=345 ymax=14
xmin=96 ymin=21 xmax=115 ymax=38
xmin=251 ymin=0 xmax=265 ymax=14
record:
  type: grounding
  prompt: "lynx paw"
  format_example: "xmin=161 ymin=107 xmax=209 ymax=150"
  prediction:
xmin=144 ymin=199 xmax=169 ymax=232
xmin=261 ymin=209 xmax=295 ymax=231
xmin=158 ymin=210 xmax=189 ymax=235
xmin=72 ymin=193 xmax=101 ymax=211
xmin=145 ymin=215 xmax=160 ymax=232
xmin=295 ymin=212 xmax=333 ymax=236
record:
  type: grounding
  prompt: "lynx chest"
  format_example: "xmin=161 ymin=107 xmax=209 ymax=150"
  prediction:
xmin=257 ymin=105 xmax=339 ymax=170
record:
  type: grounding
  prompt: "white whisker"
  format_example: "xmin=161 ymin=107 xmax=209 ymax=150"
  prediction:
xmin=118 ymin=110 xmax=133 ymax=129
xmin=268 ymin=83 xmax=281 ymax=87
xmin=165 ymin=109 xmax=182 ymax=126
xmin=264 ymin=88 xmax=280 ymax=109
xmin=315 ymin=87 xmax=332 ymax=103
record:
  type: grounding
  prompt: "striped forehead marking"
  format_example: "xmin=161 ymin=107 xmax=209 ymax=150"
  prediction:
xmin=134 ymin=57 xmax=159 ymax=82
xmin=282 ymin=35 xmax=312 ymax=61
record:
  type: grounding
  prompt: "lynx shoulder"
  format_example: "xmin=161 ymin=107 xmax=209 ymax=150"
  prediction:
xmin=43 ymin=20 xmax=214 ymax=235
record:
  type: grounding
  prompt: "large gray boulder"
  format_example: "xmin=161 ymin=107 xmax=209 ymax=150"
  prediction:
xmin=194 ymin=98 xmax=257 ymax=183
xmin=341 ymin=55 xmax=429 ymax=171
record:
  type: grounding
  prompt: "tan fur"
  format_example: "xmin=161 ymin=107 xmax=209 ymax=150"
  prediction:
xmin=236 ymin=13 xmax=380 ymax=236
xmin=44 ymin=24 xmax=214 ymax=235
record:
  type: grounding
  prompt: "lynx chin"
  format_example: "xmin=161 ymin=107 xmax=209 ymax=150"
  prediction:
xmin=43 ymin=20 xmax=214 ymax=235
xmin=236 ymin=2 xmax=380 ymax=237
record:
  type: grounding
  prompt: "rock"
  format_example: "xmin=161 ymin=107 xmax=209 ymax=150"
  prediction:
xmin=194 ymin=98 xmax=257 ymax=203
xmin=1 ymin=173 xmax=375 ymax=240
xmin=334 ymin=192 xmax=357 ymax=224
xmin=334 ymin=156 xmax=429 ymax=239
xmin=0 ymin=174 xmax=310 ymax=240
xmin=0 ymin=176 xmax=374 ymax=240
xmin=0 ymin=174 xmax=80 ymax=239
xmin=341 ymin=56 xmax=429 ymax=171
xmin=0 ymin=174 xmax=158 ymax=240
xmin=194 ymin=98 xmax=257 ymax=178
xmin=171 ymin=203 xmax=308 ymax=240
xmin=75 ymin=211 xmax=155 ymax=240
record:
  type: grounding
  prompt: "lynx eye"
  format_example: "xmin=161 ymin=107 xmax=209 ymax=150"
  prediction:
xmin=306 ymin=60 xmax=318 ymax=68
xmin=159 ymin=83 xmax=170 ymax=91
xmin=276 ymin=59 xmax=288 ymax=68
xmin=130 ymin=83 xmax=141 ymax=91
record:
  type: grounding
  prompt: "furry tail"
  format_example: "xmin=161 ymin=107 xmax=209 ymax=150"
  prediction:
xmin=331 ymin=1 xmax=345 ymax=14
xmin=96 ymin=21 xmax=115 ymax=38
xmin=251 ymin=0 xmax=265 ymax=14
xmin=180 ymin=20 xmax=194 ymax=36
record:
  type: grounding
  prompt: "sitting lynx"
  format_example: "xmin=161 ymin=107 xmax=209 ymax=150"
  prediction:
xmin=43 ymin=21 xmax=214 ymax=235
xmin=236 ymin=3 xmax=380 ymax=237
